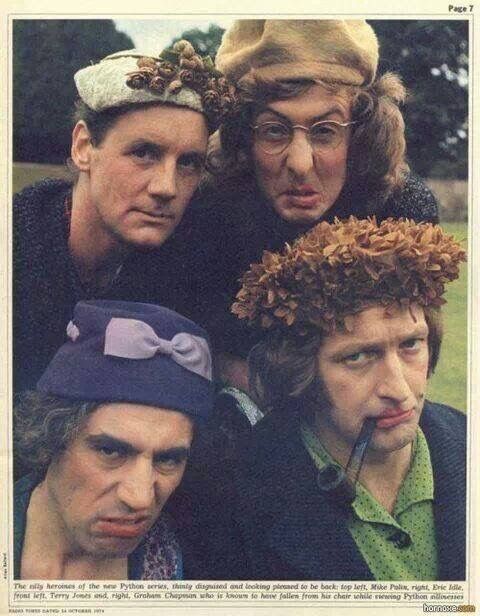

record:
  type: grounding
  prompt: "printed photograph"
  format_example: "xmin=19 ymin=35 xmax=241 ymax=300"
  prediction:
xmin=10 ymin=17 xmax=469 ymax=585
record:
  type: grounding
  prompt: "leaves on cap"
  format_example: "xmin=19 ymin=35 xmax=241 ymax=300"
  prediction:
xmin=231 ymin=216 xmax=466 ymax=332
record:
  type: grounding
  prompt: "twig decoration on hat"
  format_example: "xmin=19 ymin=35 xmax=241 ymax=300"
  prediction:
xmin=232 ymin=216 xmax=466 ymax=332
xmin=125 ymin=40 xmax=238 ymax=131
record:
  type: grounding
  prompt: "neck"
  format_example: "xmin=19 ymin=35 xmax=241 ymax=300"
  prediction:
xmin=69 ymin=180 xmax=129 ymax=288
xmin=21 ymin=479 xmax=128 ymax=580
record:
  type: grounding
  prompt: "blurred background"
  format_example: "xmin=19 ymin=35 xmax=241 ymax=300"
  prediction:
xmin=11 ymin=19 xmax=469 ymax=410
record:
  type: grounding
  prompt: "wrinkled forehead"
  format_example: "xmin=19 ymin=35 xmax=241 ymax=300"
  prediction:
xmin=253 ymin=81 xmax=353 ymax=120
xmin=322 ymin=303 xmax=429 ymax=349
xmin=77 ymin=402 xmax=194 ymax=450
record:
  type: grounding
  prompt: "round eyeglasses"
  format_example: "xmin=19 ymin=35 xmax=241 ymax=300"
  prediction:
xmin=252 ymin=120 xmax=357 ymax=155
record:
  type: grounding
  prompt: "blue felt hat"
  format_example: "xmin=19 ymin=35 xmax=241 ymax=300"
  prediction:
xmin=37 ymin=300 xmax=214 ymax=420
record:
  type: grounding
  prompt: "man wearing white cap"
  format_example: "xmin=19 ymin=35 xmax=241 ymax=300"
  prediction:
xmin=13 ymin=40 xmax=235 ymax=394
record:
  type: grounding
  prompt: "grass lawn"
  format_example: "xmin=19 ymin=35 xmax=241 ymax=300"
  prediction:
xmin=426 ymin=222 xmax=468 ymax=411
xmin=13 ymin=162 xmax=71 ymax=195
xmin=12 ymin=164 xmax=469 ymax=410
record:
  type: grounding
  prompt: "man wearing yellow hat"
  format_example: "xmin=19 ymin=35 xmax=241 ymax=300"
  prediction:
xmin=187 ymin=19 xmax=440 ymax=394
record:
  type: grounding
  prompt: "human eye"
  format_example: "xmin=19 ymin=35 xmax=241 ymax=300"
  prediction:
xmin=129 ymin=143 xmax=158 ymax=162
xmin=153 ymin=451 xmax=189 ymax=473
xmin=341 ymin=350 xmax=376 ymax=368
xmin=257 ymin=122 xmax=290 ymax=142
xmin=310 ymin=121 xmax=341 ymax=145
xmin=177 ymin=153 xmax=205 ymax=174
xmin=401 ymin=337 xmax=426 ymax=353
xmin=94 ymin=444 xmax=128 ymax=463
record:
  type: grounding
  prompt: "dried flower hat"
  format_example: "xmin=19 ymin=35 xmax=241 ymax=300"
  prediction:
xmin=232 ymin=216 xmax=466 ymax=332
xmin=75 ymin=40 xmax=237 ymax=132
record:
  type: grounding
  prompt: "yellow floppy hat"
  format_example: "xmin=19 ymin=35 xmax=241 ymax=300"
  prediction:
xmin=216 ymin=19 xmax=379 ymax=87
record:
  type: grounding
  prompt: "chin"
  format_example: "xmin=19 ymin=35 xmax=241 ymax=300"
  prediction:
xmin=88 ymin=536 xmax=143 ymax=559
xmin=126 ymin=232 xmax=174 ymax=251
xmin=372 ymin=428 xmax=418 ymax=454
xmin=273 ymin=202 xmax=333 ymax=226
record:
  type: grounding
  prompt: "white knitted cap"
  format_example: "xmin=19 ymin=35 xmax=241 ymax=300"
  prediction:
xmin=74 ymin=49 xmax=203 ymax=113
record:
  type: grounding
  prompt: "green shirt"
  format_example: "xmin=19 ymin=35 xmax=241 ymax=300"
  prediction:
xmin=301 ymin=424 xmax=438 ymax=580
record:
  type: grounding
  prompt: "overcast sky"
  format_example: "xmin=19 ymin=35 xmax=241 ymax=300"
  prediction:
xmin=114 ymin=19 xmax=235 ymax=53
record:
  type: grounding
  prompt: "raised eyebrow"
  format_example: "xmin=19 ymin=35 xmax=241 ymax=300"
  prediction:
xmin=127 ymin=140 xmax=162 ymax=153
xmin=254 ymin=108 xmax=291 ymax=124
xmin=85 ymin=434 xmax=138 ymax=455
xmin=400 ymin=326 xmax=430 ymax=341
xmin=309 ymin=108 xmax=350 ymax=124
xmin=180 ymin=150 xmax=207 ymax=162
xmin=256 ymin=106 xmax=348 ymax=125
xmin=153 ymin=447 xmax=191 ymax=462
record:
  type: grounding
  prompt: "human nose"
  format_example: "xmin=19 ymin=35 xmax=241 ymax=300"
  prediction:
xmin=285 ymin=128 xmax=315 ymax=178
xmin=116 ymin=459 xmax=157 ymax=511
xmin=376 ymin=354 xmax=412 ymax=404
xmin=147 ymin=159 xmax=177 ymax=201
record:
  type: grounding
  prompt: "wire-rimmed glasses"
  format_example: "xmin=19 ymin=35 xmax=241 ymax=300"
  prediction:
xmin=252 ymin=120 xmax=357 ymax=155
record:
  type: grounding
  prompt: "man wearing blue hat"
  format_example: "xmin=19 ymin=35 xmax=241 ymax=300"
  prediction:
xmin=13 ymin=300 xmax=213 ymax=580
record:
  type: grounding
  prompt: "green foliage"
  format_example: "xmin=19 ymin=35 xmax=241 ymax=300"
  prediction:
xmin=371 ymin=20 xmax=468 ymax=179
xmin=13 ymin=20 xmax=134 ymax=163
xmin=14 ymin=19 xmax=469 ymax=181
xmin=170 ymin=24 xmax=225 ymax=60
xmin=174 ymin=20 xmax=468 ymax=181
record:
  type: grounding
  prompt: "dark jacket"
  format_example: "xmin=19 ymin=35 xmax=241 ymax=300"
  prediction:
xmin=185 ymin=173 xmax=440 ymax=357
xmin=13 ymin=179 xmax=193 ymax=394
xmin=183 ymin=401 xmax=465 ymax=581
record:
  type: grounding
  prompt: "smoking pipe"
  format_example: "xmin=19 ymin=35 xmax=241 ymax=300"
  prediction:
xmin=316 ymin=417 xmax=377 ymax=505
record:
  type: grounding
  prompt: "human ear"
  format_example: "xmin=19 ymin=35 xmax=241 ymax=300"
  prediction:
xmin=71 ymin=121 xmax=94 ymax=171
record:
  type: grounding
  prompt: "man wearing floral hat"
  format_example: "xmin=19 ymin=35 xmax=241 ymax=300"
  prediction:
xmin=13 ymin=40 xmax=236 ymax=394
xmin=13 ymin=300 xmax=213 ymax=580
xmin=197 ymin=217 xmax=466 ymax=581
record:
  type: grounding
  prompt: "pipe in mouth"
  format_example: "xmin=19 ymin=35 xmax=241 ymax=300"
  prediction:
xmin=316 ymin=417 xmax=377 ymax=505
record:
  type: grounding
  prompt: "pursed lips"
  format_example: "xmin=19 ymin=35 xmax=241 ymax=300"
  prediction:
xmin=281 ymin=185 xmax=321 ymax=209
xmin=283 ymin=184 xmax=318 ymax=197
xmin=135 ymin=208 xmax=175 ymax=221
xmin=95 ymin=515 xmax=153 ymax=538
xmin=374 ymin=408 xmax=415 ymax=429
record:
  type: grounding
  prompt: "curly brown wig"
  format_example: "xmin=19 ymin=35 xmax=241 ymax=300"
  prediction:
xmin=208 ymin=72 xmax=409 ymax=207
xmin=14 ymin=392 xmax=97 ymax=477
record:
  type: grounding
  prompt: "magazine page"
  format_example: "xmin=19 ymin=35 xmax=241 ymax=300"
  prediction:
xmin=1 ymin=1 xmax=478 ymax=615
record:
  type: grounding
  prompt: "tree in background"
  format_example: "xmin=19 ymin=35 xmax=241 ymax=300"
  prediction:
xmin=13 ymin=20 xmax=133 ymax=163
xmin=173 ymin=21 xmax=468 ymax=180
xmin=171 ymin=24 xmax=224 ymax=60
xmin=371 ymin=20 xmax=468 ymax=179
xmin=14 ymin=20 xmax=468 ymax=180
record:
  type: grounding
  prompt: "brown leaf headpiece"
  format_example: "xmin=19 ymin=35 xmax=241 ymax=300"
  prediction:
xmin=125 ymin=40 xmax=237 ymax=131
xmin=232 ymin=217 xmax=466 ymax=332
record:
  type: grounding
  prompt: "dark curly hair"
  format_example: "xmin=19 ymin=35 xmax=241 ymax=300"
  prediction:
xmin=14 ymin=392 xmax=98 ymax=477
xmin=248 ymin=306 xmax=443 ymax=419
xmin=207 ymin=72 xmax=409 ymax=208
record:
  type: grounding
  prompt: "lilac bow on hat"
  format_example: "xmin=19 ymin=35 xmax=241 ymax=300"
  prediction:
xmin=103 ymin=317 xmax=212 ymax=381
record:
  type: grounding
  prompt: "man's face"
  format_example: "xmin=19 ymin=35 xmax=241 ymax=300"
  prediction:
xmin=315 ymin=303 xmax=429 ymax=459
xmin=76 ymin=104 xmax=208 ymax=250
xmin=45 ymin=403 xmax=193 ymax=558
xmin=252 ymin=83 xmax=351 ymax=225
